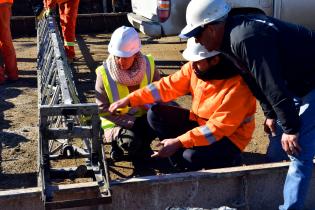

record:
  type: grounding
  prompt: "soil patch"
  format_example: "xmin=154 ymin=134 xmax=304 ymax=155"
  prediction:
xmin=0 ymin=35 xmax=269 ymax=190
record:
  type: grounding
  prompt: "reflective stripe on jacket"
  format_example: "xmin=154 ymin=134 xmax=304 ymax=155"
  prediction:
xmin=0 ymin=0 xmax=13 ymax=4
xmin=97 ymin=54 xmax=155 ymax=129
xmin=128 ymin=61 xmax=256 ymax=150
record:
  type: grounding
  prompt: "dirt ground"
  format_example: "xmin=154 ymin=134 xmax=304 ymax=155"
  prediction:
xmin=0 ymin=34 xmax=269 ymax=190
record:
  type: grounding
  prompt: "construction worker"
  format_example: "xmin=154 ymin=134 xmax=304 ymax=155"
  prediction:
xmin=0 ymin=0 xmax=18 ymax=84
xmin=179 ymin=0 xmax=315 ymax=209
xmin=44 ymin=0 xmax=80 ymax=63
xmin=109 ymin=37 xmax=256 ymax=171
xmin=95 ymin=26 xmax=160 ymax=161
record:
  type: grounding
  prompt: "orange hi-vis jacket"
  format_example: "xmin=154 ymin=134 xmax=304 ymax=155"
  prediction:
xmin=128 ymin=62 xmax=256 ymax=150
xmin=0 ymin=0 xmax=13 ymax=4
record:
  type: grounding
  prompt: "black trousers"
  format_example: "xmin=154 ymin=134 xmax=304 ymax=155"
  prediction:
xmin=112 ymin=114 xmax=156 ymax=160
xmin=147 ymin=104 xmax=241 ymax=171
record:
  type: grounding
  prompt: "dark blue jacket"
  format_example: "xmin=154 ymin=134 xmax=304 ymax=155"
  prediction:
xmin=221 ymin=14 xmax=315 ymax=134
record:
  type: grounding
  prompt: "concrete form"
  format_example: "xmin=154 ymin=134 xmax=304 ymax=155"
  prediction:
xmin=0 ymin=161 xmax=314 ymax=210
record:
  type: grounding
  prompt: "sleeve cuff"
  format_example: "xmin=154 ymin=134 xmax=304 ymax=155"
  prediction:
xmin=177 ymin=134 xmax=194 ymax=148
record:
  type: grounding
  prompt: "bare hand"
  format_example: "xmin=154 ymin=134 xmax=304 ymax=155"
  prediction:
xmin=264 ymin=118 xmax=276 ymax=136
xmin=151 ymin=138 xmax=182 ymax=158
xmin=281 ymin=133 xmax=301 ymax=155
xmin=108 ymin=97 xmax=130 ymax=113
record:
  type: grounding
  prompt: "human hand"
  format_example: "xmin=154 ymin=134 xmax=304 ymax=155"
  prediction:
xmin=108 ymin=97 xmax=130 ymax=114
xmin=264 ymin=118 xmax=277 ymax=136
xmin=281 ymin=133 xmax=301 ymax=155
xmin=151 ymin=138 xmax=182 ymax=158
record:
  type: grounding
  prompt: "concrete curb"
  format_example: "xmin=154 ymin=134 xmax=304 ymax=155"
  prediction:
xmin=0 ymin=162 xmax=314 ymax=210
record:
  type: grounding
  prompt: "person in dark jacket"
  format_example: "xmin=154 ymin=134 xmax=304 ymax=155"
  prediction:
xmin=179 ymin=0 xmax=315 ymax=210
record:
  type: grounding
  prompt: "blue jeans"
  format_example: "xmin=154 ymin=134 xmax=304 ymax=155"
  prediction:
xmin=275 ymin=89 xmax=315 ymax=210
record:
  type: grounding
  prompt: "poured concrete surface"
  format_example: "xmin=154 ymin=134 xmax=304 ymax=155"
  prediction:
xmin=0 ymin=162 xmax=314 ymax=210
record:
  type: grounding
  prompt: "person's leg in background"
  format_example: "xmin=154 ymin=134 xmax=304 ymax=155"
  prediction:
xmin=280 ymin=89 xmax=315 ymax=210
xmin=0 ymin=3 xmax=18 ymax=83
xmin=58 ymin=0 xmax=80 ymax=62
xmin=0 ymin=44 xmax=4 ymax=84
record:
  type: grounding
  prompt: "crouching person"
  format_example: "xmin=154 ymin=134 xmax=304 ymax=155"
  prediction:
xmin=109 ymin=38 xmax=256 ymax=171
xmin=95 ymin=26 xmax=160 ymax=161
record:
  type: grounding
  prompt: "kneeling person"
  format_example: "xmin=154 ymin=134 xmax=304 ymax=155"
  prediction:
xmin=95 ymin=26 xmax=160 ymax=161
xmin=109 ymin=38 xmax=256 ymax=170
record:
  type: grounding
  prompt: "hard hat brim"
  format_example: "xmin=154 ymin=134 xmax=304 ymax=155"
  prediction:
xmin=182 ymin=49 xmax=220 ymax=62
xmin=179 ymin=26 xmax=204 ymax=39
xmin=108 ymin=46 xmax=138 ymax=58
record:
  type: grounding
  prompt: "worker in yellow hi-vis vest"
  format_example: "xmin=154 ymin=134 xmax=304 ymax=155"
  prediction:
xmin=44 ymin=0 xmax=79 ymax=63
xmin=95 ymin=26 xmax=160 ymax=161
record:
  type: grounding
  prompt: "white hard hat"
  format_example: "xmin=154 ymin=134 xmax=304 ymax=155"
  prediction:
xmin=108 ymin=26 xmax=141 ymax=57
xmin=179 ymin=0 xmax=231 ymax=39
xmin=182 ymin=37 xmax=220 ymax=61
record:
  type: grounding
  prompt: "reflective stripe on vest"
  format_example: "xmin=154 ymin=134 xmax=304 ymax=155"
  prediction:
xmin=98 ymin=54 xmax=155 ymax=129
xmin=64 ymin=41 xmax=75 ymax=47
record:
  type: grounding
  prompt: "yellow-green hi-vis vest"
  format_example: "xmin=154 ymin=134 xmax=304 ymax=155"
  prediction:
xmin=97 ymin=54 xmax=155 ymax=130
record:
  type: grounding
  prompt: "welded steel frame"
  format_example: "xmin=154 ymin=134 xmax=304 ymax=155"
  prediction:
xmin=37 ymin=15 xmax=111 ymax=209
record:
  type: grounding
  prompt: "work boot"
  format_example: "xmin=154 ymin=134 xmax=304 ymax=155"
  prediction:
xmin=110 ymin=141 xmax=124 ymax=161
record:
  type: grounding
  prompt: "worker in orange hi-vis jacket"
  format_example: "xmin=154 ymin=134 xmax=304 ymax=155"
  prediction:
xmin=44 ymin=0 xmax=80 ymax=63
xmin=0 ymin=0 xmax=18 ymax=85
xmin=109 ymin=37 xmax=256 ymax=171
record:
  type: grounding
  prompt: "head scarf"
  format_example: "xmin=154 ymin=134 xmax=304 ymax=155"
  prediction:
xmin=106 ymin=52 xmax=146 ymax=86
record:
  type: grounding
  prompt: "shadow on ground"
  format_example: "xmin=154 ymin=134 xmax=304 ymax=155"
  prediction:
xmin=0 ymin=87 xmax=22 ymax=130
xmin=0 ymin=172 xmax=37 ymax=189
